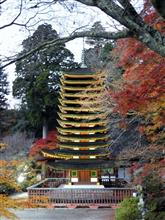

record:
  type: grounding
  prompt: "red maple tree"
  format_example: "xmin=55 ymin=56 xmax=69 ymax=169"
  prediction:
xmin=111 ymin=1 xmax=165 ymax=142
xmin=29 ymin=130 xmax=57 ymax=156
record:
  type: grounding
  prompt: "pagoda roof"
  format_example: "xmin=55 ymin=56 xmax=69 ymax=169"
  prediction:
xmin=58 ymin=106 xmax=103 ymax=113
xmin=46 ymin=159 xmax=126 ymax=169
xmin=63 ymin=68 xmax=95 ymax=75
xmin=57 ymin=112 xmax=107 ymax=121
xmin=57 ymin=126 xmax=108 ymax=134
xmin=41 ymin=148 xmax=109 ymax=157
xmin=61 ymin=86 xmax=103 ymax=92
xmin=60 ymin=78 xmax=97 ymax=85
xmin=59 ymin=92 xmax=100 ymax=98
xmin=57 ymin=141 xmax=109 ymax=149
xmin=57 ymin=133 xmax=109 ymax=142
xmin=58 ymin=98 xmax=101 ymax=106
xmin=57 ymin=119 xmax=107 ymax=127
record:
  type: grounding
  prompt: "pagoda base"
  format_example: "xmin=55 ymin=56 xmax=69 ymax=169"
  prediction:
xmin=43 ymin=159 xmax=129 ymax=185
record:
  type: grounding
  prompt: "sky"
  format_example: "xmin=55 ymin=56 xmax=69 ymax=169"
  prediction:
xmin=0 ymin=0 xmax=116 ymax=108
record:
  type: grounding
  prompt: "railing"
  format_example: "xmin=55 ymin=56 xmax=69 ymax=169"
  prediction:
xmin=27 ymin=178 xmax=135 ymax=206
xmin=27 ymin=178 xmax=70 ymax=189
xmin=99 ymin=177 xmax=129 ymax=187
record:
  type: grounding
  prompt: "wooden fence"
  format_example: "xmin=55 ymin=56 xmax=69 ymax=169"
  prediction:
xmin=27 ymin=178 xmax=135 ymax=207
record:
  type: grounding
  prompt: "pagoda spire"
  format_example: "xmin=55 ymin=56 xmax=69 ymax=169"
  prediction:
xmin=81 ymin=38 xmax=87 ymax=68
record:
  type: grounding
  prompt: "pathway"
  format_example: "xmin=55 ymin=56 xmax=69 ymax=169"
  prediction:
xmin=2 ymin=208 xmax=115 ymax=220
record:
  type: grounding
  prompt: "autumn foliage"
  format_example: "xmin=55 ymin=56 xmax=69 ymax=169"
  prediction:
xmin=0 ymin=160 xmax=21 ymax=219
xmin=29 ymin=130 xmax=57 ymax=156
xmin=111 ymin=4 xmax=165 ymax=142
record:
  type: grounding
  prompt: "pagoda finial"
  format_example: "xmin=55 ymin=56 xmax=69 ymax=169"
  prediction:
xmin=81 ymin=37 xmax=87 ymax=68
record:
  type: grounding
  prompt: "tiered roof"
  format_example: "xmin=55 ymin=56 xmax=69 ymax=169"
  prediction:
xmin=42 ymin=68 xmax=110 ymax=167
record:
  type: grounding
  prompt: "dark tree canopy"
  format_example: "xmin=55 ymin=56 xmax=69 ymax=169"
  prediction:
xmin=0 ymin=66 xmax=8 ymax=135
xmin=0 ymin=67 xmax=8 ymax=111
xmin=84 ymin=22 xmax=115 ymax=68
xmin=13 ymin=24 xmax=79 ymax=132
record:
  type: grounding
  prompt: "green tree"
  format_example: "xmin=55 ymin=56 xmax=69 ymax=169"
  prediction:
xmin=142 ymin=169 xmax=165 ymax=220
xmin=116 ymin=197 xmax=141 ymax=220
xmin=13 ymin=23 xmax=79 ymax=136
xmin=0 ymin=66 xmax=9 ymax=135
xmin=84 ymin=22 xmax=114 ymax=68
xmin=85 ymin=21 xmax=107 ymax=47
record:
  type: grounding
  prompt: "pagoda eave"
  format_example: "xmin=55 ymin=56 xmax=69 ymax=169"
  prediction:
xmin=57 ymin=112 xmax=107 ymax=121
xmin=60 ymin=92 xmax=100 ymax=98
xmin=58 ymin=142 xmax=109 ymax=149
xmin=46 ymin=159 xmax=123 ymax=170
xmin=57 ymin=127 xmax=108 ymax=135
xmin=41 ymin=151 xmax=109 ymax=159
xmin=61 ymin=86 xmax=103 ymax=91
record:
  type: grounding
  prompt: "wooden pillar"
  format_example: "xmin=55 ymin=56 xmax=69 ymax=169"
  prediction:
xmin=41 ymin=162 xmax=46 ymax=179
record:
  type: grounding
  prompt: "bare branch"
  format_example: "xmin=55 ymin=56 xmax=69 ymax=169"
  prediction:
xmin=0 ymin=0 xmax=23 ymax=30
xmin=74 ymin=0 xmax=165 ymax=56
xmin=0 ymin=0 xmax=7 ymax=4
xmin=0 ymin=29 xmax=131 ymax=69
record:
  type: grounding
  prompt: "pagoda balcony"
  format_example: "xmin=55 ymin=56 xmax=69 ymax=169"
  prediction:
xmin=27 ymin=178 xmax=135 ymax=207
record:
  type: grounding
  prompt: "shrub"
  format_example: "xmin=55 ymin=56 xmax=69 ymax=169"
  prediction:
xmin=116 ymin=197 xmax=141 ymax=220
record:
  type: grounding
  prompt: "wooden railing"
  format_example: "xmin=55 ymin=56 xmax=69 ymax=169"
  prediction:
xmin=27 ymin=178 xmax=135 ymax=206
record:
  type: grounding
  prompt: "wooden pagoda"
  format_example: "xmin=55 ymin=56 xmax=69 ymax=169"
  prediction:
xmin=41 ymin=68 xmax=110 ymax=184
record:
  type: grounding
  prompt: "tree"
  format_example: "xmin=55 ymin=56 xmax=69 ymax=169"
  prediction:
xmin=85 ymin=21 xmax=107 ymax=47
xmin=0 ymin=67 xmax=8 ymax=110
xmin=29 ymin=130 xmax=57 ymax=157
xmin=0 ymin=66 xmax=9 ymax=135
xmin=0 ymin=0 xmax=165 ymax=69
xmin=84 ymin=22 xmax=115 ymax=68
xmin=129 ymin=160 xmax=165 ymax=219
xmin=116 ymin=197 xmax=141 ymax=220
xmin=13 ymin=24 xmax=79 ymax=136
xmin=110 ymin=5 xmax=165 ymax=145
xmin=0 ymin=160 xmax=20 ymax=219
xmin=1 ymin=132 xmax=34 ymax=160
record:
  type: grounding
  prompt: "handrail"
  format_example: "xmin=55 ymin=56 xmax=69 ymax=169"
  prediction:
xmin=27 ymin=178 xmax=70 ymax=189
xmin=27 ymin=178 xmax=135 ymax=206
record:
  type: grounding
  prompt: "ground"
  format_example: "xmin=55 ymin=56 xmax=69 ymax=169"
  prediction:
xmin=2 ymin=208 xmax=115 ymax=220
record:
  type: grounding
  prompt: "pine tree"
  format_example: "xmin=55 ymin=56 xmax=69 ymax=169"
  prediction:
xmin=13 ymin=23 xmax=79 ymax=135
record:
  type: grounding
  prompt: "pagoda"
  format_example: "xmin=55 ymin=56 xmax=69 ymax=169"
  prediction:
xmin=41 ymin=68 xmax=110 ymax=184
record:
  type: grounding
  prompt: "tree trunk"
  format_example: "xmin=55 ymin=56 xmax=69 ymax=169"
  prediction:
xmin=42 ymin=117 xmax=48 ymax=139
